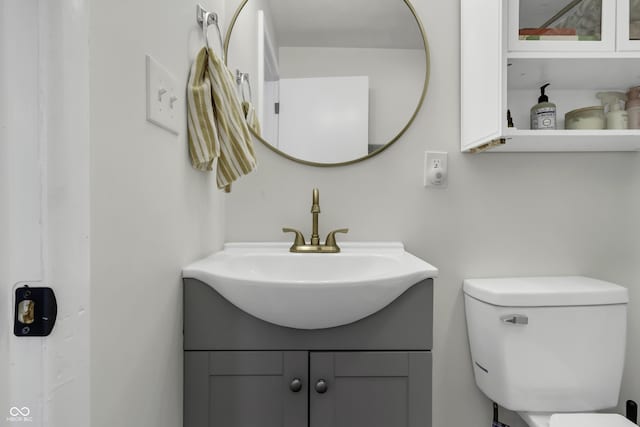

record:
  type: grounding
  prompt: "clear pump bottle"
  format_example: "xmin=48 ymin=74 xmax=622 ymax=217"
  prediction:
xmin=530 ymin=83 xmax=556 ymax=130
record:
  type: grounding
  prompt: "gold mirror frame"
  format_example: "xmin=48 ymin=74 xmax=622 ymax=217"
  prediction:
xmin=224 ymin=0 xmax=430 ymax=167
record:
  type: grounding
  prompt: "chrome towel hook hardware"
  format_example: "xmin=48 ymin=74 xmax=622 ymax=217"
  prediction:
xmin=236 ymin=69 xmax=253 ymax=103
xmin=196 ymin=4 xmax=225 ymax=61
xmin=196 ymin=4 xmax=218 ymax=26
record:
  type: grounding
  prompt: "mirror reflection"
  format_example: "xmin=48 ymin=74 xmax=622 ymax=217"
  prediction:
xmin=225 ymin=0 xmax=428 ymax=165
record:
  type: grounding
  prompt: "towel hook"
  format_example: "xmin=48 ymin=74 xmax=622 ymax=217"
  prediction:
xmin=196 ymin=4 xmax=225 ymax=62
xmin=236 ymin=70 xmax=253 ymax=103
xmin=196 ymin=4 xmax=217 ymax=26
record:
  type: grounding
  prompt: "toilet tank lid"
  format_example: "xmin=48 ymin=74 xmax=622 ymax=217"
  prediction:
xmin=551 ymin=414 xmax=636 ymax=427
xmin=463 ymin=276 xmax=628 ymax=307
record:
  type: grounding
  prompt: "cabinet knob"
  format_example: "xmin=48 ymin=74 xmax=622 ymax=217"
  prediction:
xmin=289 ymin=378 xmax=303 ymax=393
xmin=314 ymin=379 xmax=328 ymax=394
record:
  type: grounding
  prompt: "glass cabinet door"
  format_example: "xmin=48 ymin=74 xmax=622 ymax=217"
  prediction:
xmin=509 ymin=0 xmax=616 ymax=51
xmin=617 ymin=0 xmax=640 ymax=50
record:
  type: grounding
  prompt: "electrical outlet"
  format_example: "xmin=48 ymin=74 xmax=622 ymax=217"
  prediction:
xmin=424 ymin=151 xmax=448 ymax=188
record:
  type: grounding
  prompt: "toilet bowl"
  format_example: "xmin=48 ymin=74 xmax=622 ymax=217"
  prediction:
xmin=462 ymin=276 xmax=630 ymax=427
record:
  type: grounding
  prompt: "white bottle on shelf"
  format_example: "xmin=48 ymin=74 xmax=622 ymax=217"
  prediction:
xmin=597 ymin=92 xmax=628 ymax=129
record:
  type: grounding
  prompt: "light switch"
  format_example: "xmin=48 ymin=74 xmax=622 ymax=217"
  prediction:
xmin=146 ymin=54 xmax=179 ymax=134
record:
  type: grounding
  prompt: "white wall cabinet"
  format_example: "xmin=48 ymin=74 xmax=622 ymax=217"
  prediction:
xmin=461 ymin=0 xmax=640 ymax=153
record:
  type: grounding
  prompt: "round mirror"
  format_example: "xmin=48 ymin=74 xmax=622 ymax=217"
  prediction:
xmin=225 ymin=0 xmax=429 ymax=166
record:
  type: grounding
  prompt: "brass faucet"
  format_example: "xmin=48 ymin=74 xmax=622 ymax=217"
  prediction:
xmin=283 ymin=188 xmax=348 ymax=253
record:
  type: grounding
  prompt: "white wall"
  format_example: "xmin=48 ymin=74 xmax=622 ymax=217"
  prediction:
xmin=1 ymin=2 xmax=91 ymax=426
xmin=225 ymin=1 xmax=640 ymax=427
xmin=0 ymin=5 xmax=6 ymax=417
xmin=279 ymin=46 xmax=425 ymax=148
xmin=40 ymin=1 xmax=91 ymax=425
xmin=620 ymin=156 xmax=640 ymax=415
xmin=89 ymin=0 xmax=226 ymax=426
xmin=0 ymin=1 xmax=13 ymax=419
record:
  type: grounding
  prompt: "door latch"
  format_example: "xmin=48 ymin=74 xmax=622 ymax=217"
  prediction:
xmin=14 ymin=284 xmax=57 ymax=337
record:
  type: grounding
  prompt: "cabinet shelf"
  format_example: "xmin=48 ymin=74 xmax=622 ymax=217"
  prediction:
xmin=487 ymin=129 xmax=640 ymax=152
xmin=508 ymin=57 xmax=640 ymax=90
xmin=507 ymin=51 xmax=640 ymax=59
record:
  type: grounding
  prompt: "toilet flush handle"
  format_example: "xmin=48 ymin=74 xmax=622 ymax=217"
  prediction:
xmin=500 ymin=314 xmax=528 ymax=325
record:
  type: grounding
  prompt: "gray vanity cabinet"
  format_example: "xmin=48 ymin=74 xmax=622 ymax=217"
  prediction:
xmin=185 ymin=351 xmax=431 ymax=427
xmin=310 ymin=352 xmax=432 ymax=427
xmin=184 ymin=351 xmax=307 ymax=427
xmin=183 ymin=278 xmax=434 ymax=427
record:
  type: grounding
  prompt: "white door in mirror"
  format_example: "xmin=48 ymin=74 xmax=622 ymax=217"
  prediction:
xmin=424 ymin=151 xmax=448 ymax=188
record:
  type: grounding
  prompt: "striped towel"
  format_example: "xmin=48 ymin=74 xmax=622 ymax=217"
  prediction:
xmin=242 ymin=101 xmax=261 ymax=137
xmin=187 ymin=47 xmax=257 ymax=189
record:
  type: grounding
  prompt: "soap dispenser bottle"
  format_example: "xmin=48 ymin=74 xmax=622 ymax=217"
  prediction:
xmin=530 ymin=83 xmax=556 ymax=130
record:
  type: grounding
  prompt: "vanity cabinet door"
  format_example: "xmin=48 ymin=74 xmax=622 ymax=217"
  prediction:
xmin=184 ymin=351 xmax=308 ymax=427
xmin=309 ymin=352 xmax=432 ymax=427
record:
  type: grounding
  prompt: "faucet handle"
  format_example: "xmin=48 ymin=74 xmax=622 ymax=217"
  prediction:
xmin=282 ymin=227 xmax=306 ymax=248
xmin=324 ymin=228 xmax=349 ymax=249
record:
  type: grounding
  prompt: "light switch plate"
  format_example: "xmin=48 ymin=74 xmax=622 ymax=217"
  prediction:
xmin=145 ymin=54 xmax=179 ymax=134
xmin=424 ymin=151 xmax=448 ymax=188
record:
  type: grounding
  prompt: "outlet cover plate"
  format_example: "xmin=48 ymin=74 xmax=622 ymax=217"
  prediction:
xmin=424 ymin=151 xmax=448 ymax=188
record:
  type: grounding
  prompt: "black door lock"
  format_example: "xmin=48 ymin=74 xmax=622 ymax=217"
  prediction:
xmin=14 ymin=285 xmax=57 ymax=337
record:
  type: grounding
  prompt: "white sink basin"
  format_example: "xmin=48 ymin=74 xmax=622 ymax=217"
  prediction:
xmin=182 ymin=242 xmax=438 ymax=329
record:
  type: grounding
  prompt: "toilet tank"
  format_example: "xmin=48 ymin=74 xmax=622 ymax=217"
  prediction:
xmin=463 ymin=276 xmax=628 ymax=413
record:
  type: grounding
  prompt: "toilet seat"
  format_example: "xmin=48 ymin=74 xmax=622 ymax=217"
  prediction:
xmin=551 ymin=413 xmax=636 ymax=427
xmin=520 ymin=412 xmax=637 ymax=427
xmin=519 ymin=412 xmax=552 ymax=427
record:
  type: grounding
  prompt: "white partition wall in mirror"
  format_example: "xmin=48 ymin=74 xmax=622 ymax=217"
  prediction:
xmin=278 ymin=76 xmax=369 ymax=163
xmin=224 ymin=0 xmax=429 ymax=166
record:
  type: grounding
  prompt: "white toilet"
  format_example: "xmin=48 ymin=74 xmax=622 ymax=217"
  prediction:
xmin=463 ymin=276 xmax=634 ymax=427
